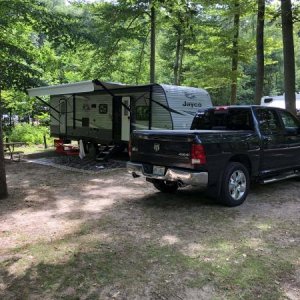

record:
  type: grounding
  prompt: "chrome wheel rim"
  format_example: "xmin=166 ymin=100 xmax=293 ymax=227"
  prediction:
xmin=228 ymin=170 xmax=247 ymax=201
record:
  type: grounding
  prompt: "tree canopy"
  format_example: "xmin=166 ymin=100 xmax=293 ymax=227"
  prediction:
xmin=1 ymin=0 xmax=299 ymax=104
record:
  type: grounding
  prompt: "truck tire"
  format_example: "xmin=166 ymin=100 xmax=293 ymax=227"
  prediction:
xmin=152 ymin=180 xmax=178 ymax=193
xmin=219 ymin=162 xmax=250 ymax=207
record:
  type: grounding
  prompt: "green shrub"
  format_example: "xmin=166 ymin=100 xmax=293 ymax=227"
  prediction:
xmin=8 ymin=123 xmax=50 ymax=145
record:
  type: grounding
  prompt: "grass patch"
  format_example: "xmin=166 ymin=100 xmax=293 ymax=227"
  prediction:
xmin=187 ymin=245 xmax=294 ymax=299
xmin=6 ymin=232 xmax=295 ymax=300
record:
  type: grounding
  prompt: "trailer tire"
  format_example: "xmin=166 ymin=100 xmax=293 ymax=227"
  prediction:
xmin=219 ymin=162 xmax=250 ymax=207
xmin=152 ymin=180 xmax=178 ymax=193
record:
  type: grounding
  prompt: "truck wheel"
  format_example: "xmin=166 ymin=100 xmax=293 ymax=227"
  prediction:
xmin=219 ymin=162 xmax=249 ymax=207
xmin=152 ymin=180 xmax=178 ymax=193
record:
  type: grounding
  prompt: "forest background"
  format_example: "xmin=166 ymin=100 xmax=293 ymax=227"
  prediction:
xmin=1 ymin=0 xmax=300 ymax=117
xmin=0 ymin=0 xmax=300 ymax=198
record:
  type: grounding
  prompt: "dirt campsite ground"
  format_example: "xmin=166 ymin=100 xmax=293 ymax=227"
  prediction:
xmin=0 ymin=153 xmax=299 ymax=299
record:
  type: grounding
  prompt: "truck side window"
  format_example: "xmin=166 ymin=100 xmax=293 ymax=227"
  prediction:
xmin=191 ymin=109 xmax=253 ymax=130
xmin=256 ymin=109 xmax=281 ymax=135
xmin=278 ymin=110 xmax=299 ymax=129
xmin=227 ymin=109 xmax=253 ymax=130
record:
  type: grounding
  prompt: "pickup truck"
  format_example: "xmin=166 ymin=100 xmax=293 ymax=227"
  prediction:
xmin=127 ymin=105 xmax=300 ymax=206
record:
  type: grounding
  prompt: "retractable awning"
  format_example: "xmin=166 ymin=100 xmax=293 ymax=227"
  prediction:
xmin=27 ymin=80 xmax=131 ymax=97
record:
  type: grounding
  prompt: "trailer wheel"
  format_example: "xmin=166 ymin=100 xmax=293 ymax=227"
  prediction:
xmin=219 ymin=162 xmax=249 ymax=207
xmin=152 ymin=180 xmax=178 ymax=193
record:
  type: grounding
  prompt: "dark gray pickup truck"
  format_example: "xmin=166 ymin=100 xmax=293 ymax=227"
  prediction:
xmin=127 ymin=105 xmax=300 ymax=206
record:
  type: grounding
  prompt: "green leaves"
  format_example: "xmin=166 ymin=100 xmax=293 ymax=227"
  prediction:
xmin=0 ymin=0 xmax=299 ymax=105
xmin=0 ymin=0 xmax=82 ymax=91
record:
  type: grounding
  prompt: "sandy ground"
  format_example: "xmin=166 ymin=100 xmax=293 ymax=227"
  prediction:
xmin=0 ymin=159 xmax=299 ymax=299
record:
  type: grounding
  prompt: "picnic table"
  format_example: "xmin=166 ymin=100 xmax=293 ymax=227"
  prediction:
xmin=3 ymin=142 xmax=27 ymax=161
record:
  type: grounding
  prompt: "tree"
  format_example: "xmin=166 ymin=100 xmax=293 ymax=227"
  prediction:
xmin=75 ymin=0 xmax=151 ymax=83
xmin=150 ymin=0 xmax=156 ymax=83
xmin=230 ymin=0 xmax=241 ymax=104
xmin=0 ymin=93 xmax=8 ymax=199
xmin=162 ymin=0 xmax=197 ymax=85
xmin=0 ymin=1 xmax=40 ymax=199
xmin=281 ymin=0 xmax=296 ymax=115
xmin=255 ymin=0 xmax=265 ymax=104
xmin=0 ymin=0 xmax=79 ymax=199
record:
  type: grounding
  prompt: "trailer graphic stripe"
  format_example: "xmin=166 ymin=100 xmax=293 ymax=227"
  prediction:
xmin=151 ymin=99 xmax=184 ymax=115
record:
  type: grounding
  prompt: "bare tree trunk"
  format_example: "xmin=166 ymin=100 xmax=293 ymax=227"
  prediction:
xmin=255 ymin=0 xmax=265 ymax=105
xmin=178 ymin=38 xmax=185 ymax=86
xmin=150 ymin=2 xmax=156 ymax=84
xmin=0 ymin=86 xmax=8 ymax=199
xmin=230 ymin=0 xmax=240 ymax=105
xmin=281 ymin=0 xmax=296 ymax=115
xmin=174 ymin=29 xmax=182 ymax=85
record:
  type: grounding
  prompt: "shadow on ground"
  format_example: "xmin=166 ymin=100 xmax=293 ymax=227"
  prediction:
xmin=0 ymin=161 xmax=299 ymax=299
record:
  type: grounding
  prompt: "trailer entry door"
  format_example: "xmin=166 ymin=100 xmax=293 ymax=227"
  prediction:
xmin=112 ymin=96 xmax=122 ymax=141
xmin=121 ymin=97 xmax=131 ymax=141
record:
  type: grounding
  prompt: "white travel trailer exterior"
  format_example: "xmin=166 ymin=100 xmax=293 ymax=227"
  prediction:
xmin=261 ymin=93 xmax=300 ymax=116
xmin=28 ymin=80 xmax=212 ymax=146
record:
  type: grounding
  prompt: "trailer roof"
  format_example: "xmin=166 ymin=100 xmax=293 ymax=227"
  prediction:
xmin=27 ymin=80 xmax=136 ymax=97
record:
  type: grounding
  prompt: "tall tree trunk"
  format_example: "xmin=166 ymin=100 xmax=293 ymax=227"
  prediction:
xmin=230 ymin=0 xmax=240 ymax=105
xmin=174 ymin=29 xmax=182 ymax=85
xmin=0 ymin=86 xmax=8 ymax=199
xmin=255 ymin=0 xmax=265 ymax=105
xmin=150 ymin=2 xmax=156 ymax=84
xmin=178 ymin=38 xmax=185 ymax=86
xmin=281 ymin=0 xmax=296 ymax=115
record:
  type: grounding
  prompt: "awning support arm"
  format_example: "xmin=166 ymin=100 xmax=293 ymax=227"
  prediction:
xmin=36 ymin=96 xmax=60 ymax=114
xmin=93 ymin=79 xmax=115 ymax=97
xmin=49 ymin=113 xmax=60 ymax=123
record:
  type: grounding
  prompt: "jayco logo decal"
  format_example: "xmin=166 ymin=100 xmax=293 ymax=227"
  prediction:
xmin=183 ymin=101 xmax=202 ymax=108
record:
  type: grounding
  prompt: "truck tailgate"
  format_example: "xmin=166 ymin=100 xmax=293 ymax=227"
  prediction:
xmin=130 ymin=130 xmax=197 ymax=168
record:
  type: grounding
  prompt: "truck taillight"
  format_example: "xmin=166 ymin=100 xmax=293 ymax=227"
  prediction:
xmin=128 ymin=139 xmax=132 ymax=157
xmin=191 ymin=144 xmax=206 ymax=165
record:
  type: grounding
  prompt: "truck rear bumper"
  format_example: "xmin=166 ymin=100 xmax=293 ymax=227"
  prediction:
xmin=127 ymin=162 xmax=208 ymax=186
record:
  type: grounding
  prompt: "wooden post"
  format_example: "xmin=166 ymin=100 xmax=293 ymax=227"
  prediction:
xmin=43 ymin=135 xmax=48 ymax=149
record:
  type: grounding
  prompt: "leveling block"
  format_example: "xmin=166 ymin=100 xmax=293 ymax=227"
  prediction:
xmin=54 ymin=139 xmax=79 ymax=156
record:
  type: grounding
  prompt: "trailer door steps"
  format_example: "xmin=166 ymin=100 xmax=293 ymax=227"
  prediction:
xmin=96 ymin=145 xmax=124 ymax=161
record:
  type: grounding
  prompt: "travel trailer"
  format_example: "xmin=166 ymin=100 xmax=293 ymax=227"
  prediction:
xmin=28 ymin=80 xmax=212 ymax=156
xmin=261 ymin=93 xmax=300 ymax=116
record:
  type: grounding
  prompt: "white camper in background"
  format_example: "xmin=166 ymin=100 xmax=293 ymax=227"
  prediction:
xmin=261 ymin=93 xmax=300 ymax=116
xmin=28 ymin=80 xmax=212 ymax=157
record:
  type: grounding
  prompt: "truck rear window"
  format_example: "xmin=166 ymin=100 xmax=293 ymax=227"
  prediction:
xmin=191 ymin=108 xmax=254 ymax=131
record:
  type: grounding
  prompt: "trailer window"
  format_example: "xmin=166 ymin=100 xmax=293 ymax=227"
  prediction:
xmin=191 ymin=109 xmax=254 ymax=131
xmin=136 ymin=106 xmax=149 ymax=121
xmin=99 ymin=104 xmax=108 ymax=114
